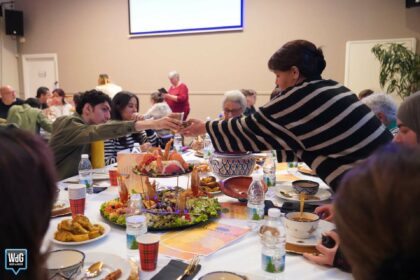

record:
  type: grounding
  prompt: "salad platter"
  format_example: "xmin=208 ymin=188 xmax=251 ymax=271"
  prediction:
xmin=100 ymin=187 xmax=221 ymax=231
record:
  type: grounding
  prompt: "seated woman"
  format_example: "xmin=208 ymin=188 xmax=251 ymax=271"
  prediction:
xmin=334 ymin=144 xmax=420 ymax=279
xmin=104 ymin=91 xmax=156 ymax=165
xmin=191 ymin=90 xmax=246 ymax=151
xmin=144 ymin=91 xmax=172 ymax=147
xmin=221 ymin=90 xmax=247 ymax=120
xmin=0 ymin=127 xmax=57 ymax=280
xmin=394 ymin=91 xmax=420 ymax=147
xmin=48 ymin=88 xmax=73 ymax=120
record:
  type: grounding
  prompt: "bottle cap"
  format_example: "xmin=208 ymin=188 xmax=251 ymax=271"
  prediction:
xmin=133 ymin=143 xmax=140 ymax=147
xmin=126 ymin=215 xmax=146 ymax=224
xmin=81 ymin=154 xmax=89 ymax=159
xmin=268 ymin=208 xmax=281 ymax=218
xmin=251 ymin=173 xmax=263 ymax=180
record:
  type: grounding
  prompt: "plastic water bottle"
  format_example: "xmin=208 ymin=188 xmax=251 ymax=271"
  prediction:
xmin=203 ymin=134 xmax=214 ymax=160
xmin=263 ymin=150 xmax=277 ymax=187
xmin=131 ymin=142 xmax=141 ymax=154
xmin=261 ymin=208 xmax=286 ymax=274
xmin=78 ymin=154 xmax=93 ymax=194
xmin=247 ymin=173 xmax=265 ymax=231
xmin=126 ymin=194 xmax=148 ymax=257
xmin=126 ymin=193 xmax=143 ymax=216
xmin=173 ymin=133 xmax=183 ymax=152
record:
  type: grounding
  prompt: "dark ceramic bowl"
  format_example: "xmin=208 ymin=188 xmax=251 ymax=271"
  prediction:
xmin=292 ymin=180 xmax=319 ymax=195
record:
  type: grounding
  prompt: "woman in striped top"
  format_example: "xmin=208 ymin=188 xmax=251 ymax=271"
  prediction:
xmin=104 ymin=91 xmax=157 ymax=165
xmin=181 ymin=40 xmax=392 ymax=191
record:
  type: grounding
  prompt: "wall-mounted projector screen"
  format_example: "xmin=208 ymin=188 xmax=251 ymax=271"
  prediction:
xmin=128 ymin=0 xmax=244 ymax=37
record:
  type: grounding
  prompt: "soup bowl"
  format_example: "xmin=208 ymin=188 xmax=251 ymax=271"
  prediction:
xmin=284 ymin=212 xmax=320 ymax=239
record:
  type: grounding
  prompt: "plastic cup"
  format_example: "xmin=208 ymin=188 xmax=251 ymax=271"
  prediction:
xmin=68 ymin=184 xmax=86 ymax=218
xmin=108 ymin=168 xmax=119 ymax=187
xmin=137 ymin=234 xmax=160 ymax=271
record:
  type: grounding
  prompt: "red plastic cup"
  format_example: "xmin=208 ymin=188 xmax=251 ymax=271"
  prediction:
xmin=68 ymin=184 xmax=86 ymax=218
xmin=137 ymin=234 xmax=160 ymax=271
xmin=108 ymin=168 xmax=119 ymax=187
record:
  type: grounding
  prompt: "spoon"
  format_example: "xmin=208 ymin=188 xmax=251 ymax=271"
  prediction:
xmin=85 ymin=261 xmax=103 ymax=278
xmin=299 ymin=192 xmax=305 ymax=218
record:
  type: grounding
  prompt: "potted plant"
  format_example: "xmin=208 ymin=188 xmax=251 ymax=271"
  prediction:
xmin=371 ymin=43 xmax=420 ymax=99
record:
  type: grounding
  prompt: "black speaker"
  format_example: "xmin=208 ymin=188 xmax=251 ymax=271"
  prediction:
xmin=5 ymin=9 xmax=24 ymax=36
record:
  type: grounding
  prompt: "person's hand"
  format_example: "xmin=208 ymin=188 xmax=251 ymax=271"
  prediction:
xmin=179 ymin=119 xmax=206 ymax=137
xmin=132 ymin=113 xmax=145 ymax=121
xmin=303 ymin=230 xmax=340 ymax=266
xmin=314 ymin=203 xmax=334 ymax=221
xmin=154 ymin=115 xmax=181 ymax=131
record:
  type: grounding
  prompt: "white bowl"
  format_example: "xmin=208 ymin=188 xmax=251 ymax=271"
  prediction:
xmin=284 ymin=212 xmax=320 ymax=239
xmin=46 ymin=249 xmax=85 ymax=279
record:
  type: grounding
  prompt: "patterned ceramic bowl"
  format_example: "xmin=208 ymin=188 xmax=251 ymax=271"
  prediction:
xmin=46 ymin=249 xmax=85 ymax=280
xmin=209 ymin=152 xmax=256 ymax=179
xmin=292 ymin=180 xmax=319 ymax=195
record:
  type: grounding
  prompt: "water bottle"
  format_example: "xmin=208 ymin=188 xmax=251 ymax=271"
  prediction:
xmin=126 ymin=194 xmax=148 ymax=257
xmin=247 ymin=173 xmax=265 ymax=231
xmin=131 ymin=142 xmax=141 ymax=154
xmin=261 ymin=208 xmax=286 ymax=274
xmin=173 ymin=133 xmax=183 ymax=152
xmin=203 ymin=133 xmax=214 ymax=160
xmin=263 ymin=150 xmax=277 ymax=187
xmin=78 ymin=154 xmax=93 ymax=194
xmin=126 ymin=193 xmax=142 ymax=216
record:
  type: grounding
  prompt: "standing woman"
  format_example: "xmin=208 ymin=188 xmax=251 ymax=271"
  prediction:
xmin=164 ymin=71 xmax=190 ymax=120
xmin=182 ymin=40 xmax=392 ymax=191
xmin=104 ymin=91 xmax=156 ymax=165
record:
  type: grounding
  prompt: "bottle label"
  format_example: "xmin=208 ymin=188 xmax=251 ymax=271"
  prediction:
xmin=263 ymin=174 xmax=276 ymax=187
xmin=247 ymin=206 xmax=264 ymax=221
xmin=126 ymin=234 xmax=139 ymax=250
xmin=262 ymin=252 xmax=285 ymax=273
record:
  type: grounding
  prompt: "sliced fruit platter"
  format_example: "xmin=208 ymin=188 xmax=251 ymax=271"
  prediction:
xmin=132 ymin=139 xmax=193 ymax=177
xmin=100 ymin=172 xmax=221 ymax=230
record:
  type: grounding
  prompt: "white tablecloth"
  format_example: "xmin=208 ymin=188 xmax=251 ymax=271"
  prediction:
xmin=46 ymin=156 xmax=353 ymax=280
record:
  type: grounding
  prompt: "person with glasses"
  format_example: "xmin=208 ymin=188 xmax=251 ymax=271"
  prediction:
xmin=222 ymin=90 xmax=247 ymax=120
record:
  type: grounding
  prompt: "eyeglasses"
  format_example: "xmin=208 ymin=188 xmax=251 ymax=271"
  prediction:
xmin=223 ymin=107 xmax=243 ymax=115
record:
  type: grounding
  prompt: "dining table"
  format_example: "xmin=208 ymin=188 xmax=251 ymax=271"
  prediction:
xmin=45 ymin=151 xmax=353 ymax=280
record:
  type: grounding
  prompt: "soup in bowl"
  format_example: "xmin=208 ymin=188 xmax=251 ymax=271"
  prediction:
xmin=284 ymin=212 xmax=320 ymax=239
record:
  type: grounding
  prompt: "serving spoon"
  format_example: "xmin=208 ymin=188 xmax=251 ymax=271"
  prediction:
xmin=85 ymin=261 xmax=103 ymax=278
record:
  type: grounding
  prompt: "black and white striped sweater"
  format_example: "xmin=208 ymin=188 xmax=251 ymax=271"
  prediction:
xmin=206 ymin=79 xmax=393 ymax=191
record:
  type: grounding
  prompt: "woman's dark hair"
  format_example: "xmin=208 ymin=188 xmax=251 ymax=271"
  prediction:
xmin=335 ymin=144 xmax=420 ymax=280
xmin=0 ymin=128 xmax=58 ymax=280
xmin=111 ymin=91 xmax=139 ymax=121
xmin=52 ymin=88 xmax=66 ymax=105
xmin=36 ymin=86 xmax=49 ymax=98
xmin=75 ymin=89 xmax=111 ymax=115
xmin=268 ymin=40 xmax=326 ymax=80
xmin=151 ymin=91 xmax=164 ymax=103
xmin=25 ymin=97 xmax=41 ymax=108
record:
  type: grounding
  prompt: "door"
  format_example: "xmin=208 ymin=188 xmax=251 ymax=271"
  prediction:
xmin=22 ymin=53 xmax=59 ymax=99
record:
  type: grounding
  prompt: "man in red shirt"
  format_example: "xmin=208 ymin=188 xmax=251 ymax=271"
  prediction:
xmin=164 ymin=71 xmax=190 ymax=120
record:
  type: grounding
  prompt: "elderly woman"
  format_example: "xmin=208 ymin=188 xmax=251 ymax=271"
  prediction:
xmin=361 ymin=93 xmax=398 ymax=136
xmin=182 ymin=39 xmax=392 ymax=191
xmin=222 ymin=90 xmax=247 ymax=120
xmin=164 ymin=71 xmax=190 ymax=120
xmin=394 ymin=91 xmax=420 ymax=147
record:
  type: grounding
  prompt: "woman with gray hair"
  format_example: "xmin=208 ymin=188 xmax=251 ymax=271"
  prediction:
xmin=222 ymin=90 xmax=247 ymax=120
xmin=361 ymin=93 xmax=398 ymax=135
xmin=164 ymin=71 xmax=190 ymax=120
